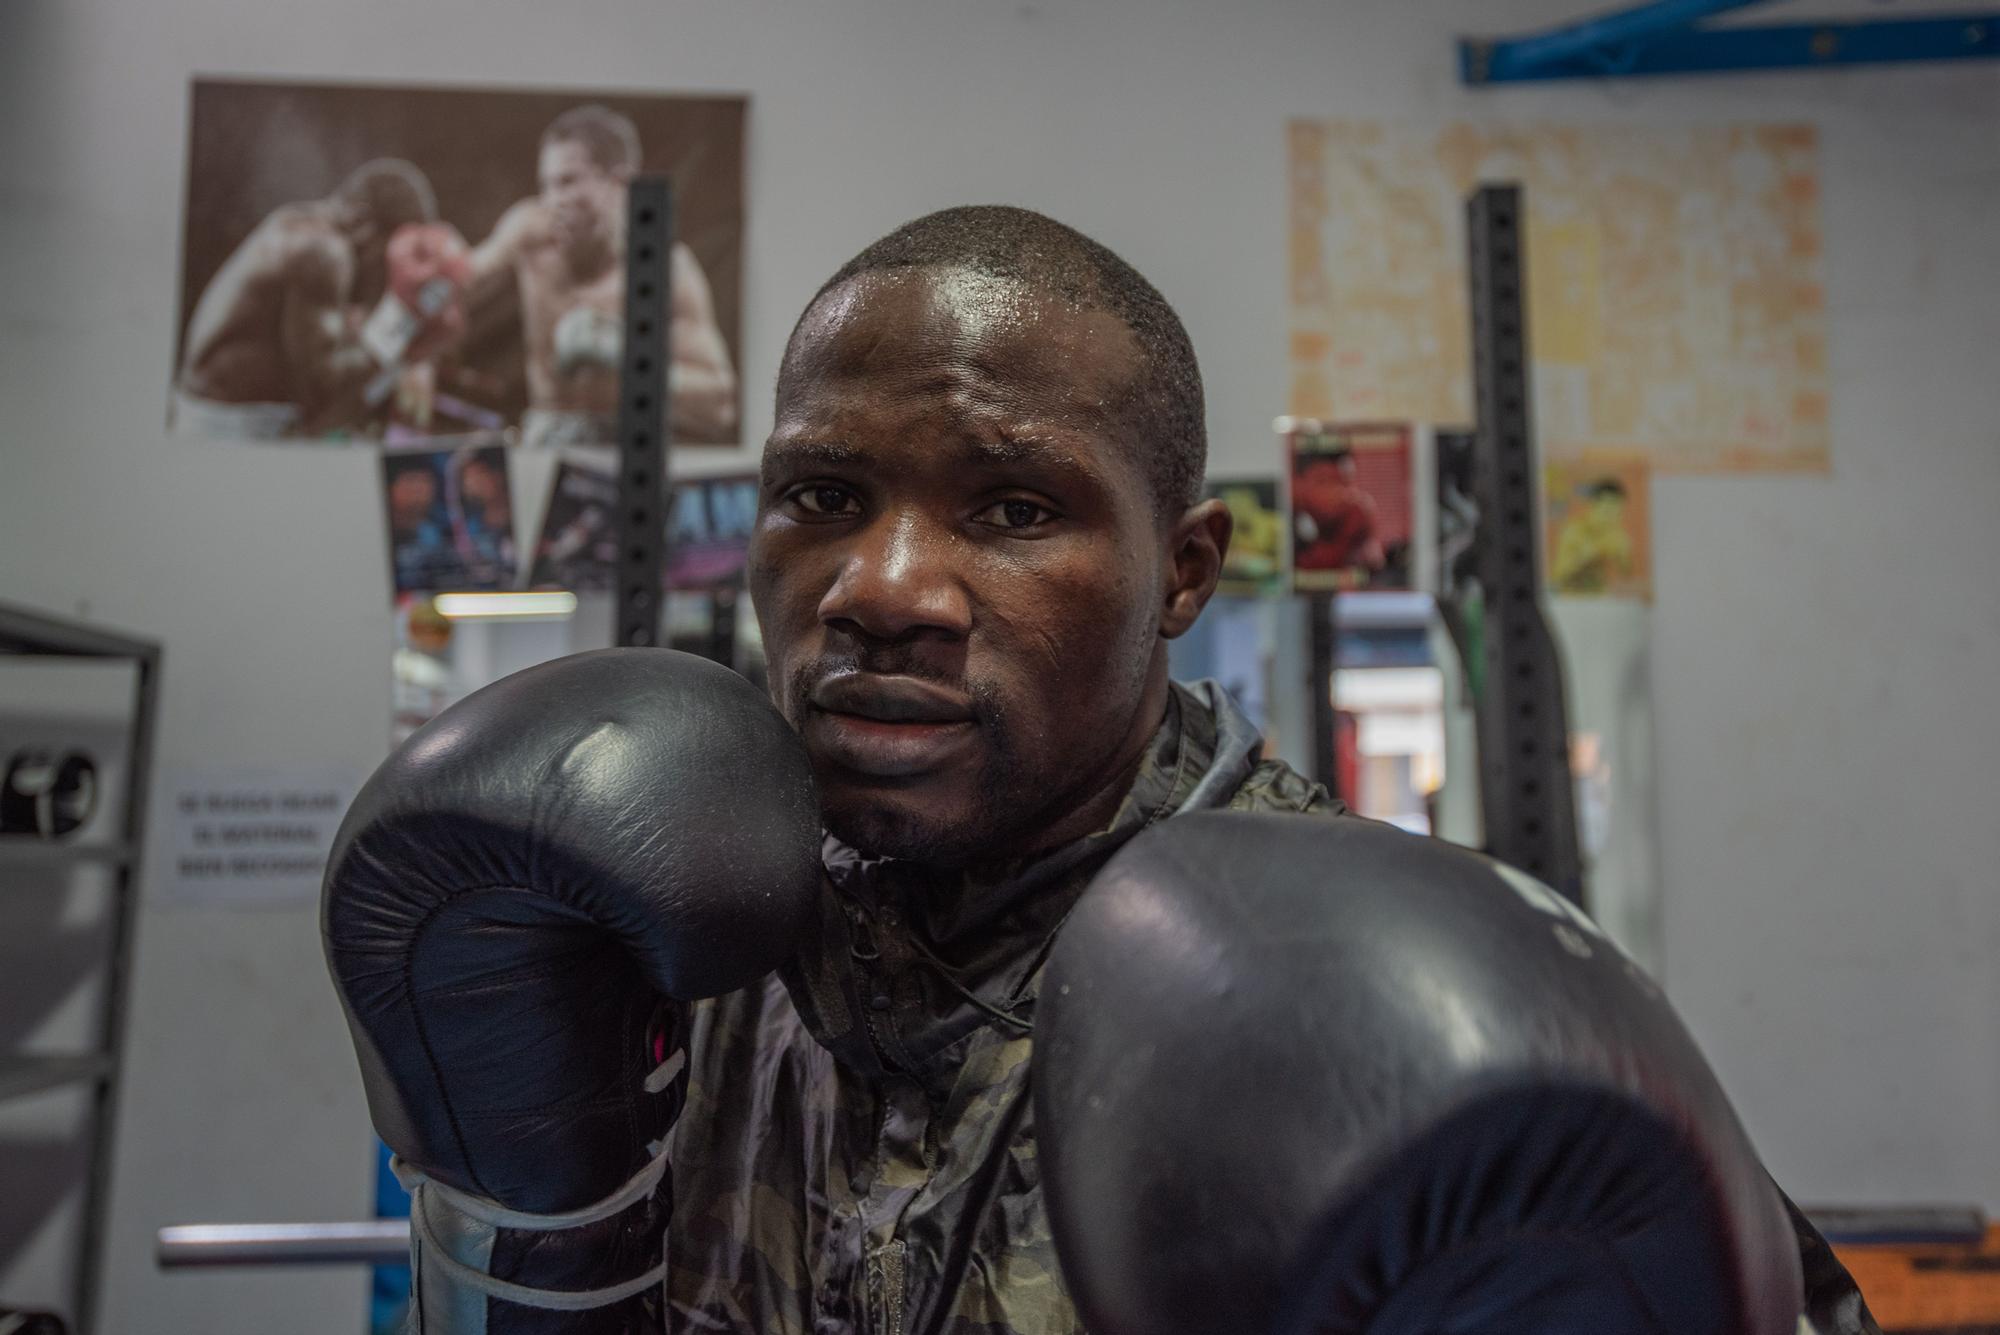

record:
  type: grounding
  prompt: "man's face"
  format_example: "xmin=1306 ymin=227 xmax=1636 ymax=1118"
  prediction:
xmin=751 ymin=268 xmax=1178 ymax=865
xmin=537 ymin=139 xmax=622 ymax=249
xmin=389 ymin=468 xmax=436 ymax=529
xmin=460 ymin=460 xmax=504 ymax=509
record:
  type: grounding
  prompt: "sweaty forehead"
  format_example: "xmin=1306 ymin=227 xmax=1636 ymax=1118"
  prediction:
xmin=777 ymin=268 xmax=1144 ymax=431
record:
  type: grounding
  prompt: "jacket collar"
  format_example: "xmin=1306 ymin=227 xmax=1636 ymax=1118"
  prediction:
xmin=785 ymin=681 xmax=1264 ymax=1082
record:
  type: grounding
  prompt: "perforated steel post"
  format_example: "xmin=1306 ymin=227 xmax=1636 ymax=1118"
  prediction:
xmin=1465 ymin=184 xmax=1585 ymax=903
xmin=616 ymin=176 xmax=674 ymax=648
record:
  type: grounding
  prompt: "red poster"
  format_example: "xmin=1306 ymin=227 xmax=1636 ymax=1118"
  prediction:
xmin=1287 ymin=421 xmax=1413 ymax=592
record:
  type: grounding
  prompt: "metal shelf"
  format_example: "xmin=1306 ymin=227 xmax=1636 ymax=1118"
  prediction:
xmin=1808 ymin=1204 xmax=1987 ymax=1246
xmin=0 ymin=842 xmax=135 ymax=873
xmin=0 ymin=606 xmax=157 ymax=661
xmin=0 ymin=600 xmax=160 ymax=1335
xmin=0 ymin=1054 xmax=115 ymax=1104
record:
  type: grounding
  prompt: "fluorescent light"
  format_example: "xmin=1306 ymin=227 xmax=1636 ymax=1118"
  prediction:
xmin=432 ymin=592 xmax=579 ymax=620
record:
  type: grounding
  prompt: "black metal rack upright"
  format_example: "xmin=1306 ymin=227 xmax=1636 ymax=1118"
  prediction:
xmin=0 ymin=603 xmax=161 ymax=1334
xmin=1463 ymin=185 xmax=1585 ymax=903
xmin=615 ymin=175 xmax=675 ymax=651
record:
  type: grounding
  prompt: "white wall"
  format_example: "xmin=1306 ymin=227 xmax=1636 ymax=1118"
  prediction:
xmin=1 ymin=1 xmax=1995 ymax=1330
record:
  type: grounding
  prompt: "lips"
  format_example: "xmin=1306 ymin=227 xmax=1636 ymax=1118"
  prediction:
xmin=805 ymin=673 xmax=979 ymax=778
xmin=811 ymin=674 xmax=974 ymax=724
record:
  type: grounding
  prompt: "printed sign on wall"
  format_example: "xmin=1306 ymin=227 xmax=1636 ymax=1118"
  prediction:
xmin=162 ymin=765 xmax=361 ymax=906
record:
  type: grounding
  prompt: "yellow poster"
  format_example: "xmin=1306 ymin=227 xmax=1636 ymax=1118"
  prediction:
xmin=1289 ymin=121 xmax=1828 ymax=474
xmin=1544 ymin=453 xmax=1652 ymax=601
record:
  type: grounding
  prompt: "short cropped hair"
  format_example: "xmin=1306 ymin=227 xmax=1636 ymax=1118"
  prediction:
xmin=333 ymin=159 xmax=437 ymax=231
xmin=795 ymin=205 xmax=1207 ymax=518
xmin=542 ymin=104 xmax=642 ymax=177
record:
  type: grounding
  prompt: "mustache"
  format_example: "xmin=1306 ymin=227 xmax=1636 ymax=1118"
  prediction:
xmin=785 ymin=651 xmax=1000 ymax=728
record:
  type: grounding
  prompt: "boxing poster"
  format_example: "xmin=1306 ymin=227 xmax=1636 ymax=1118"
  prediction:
xmin=172 ymin=79 xmax=745 ymax=448
xmin=1287 ymin=422 xmax=1413 ymax=593
xmin=1544 ymin=453 xmax=1652 ymax=600
xmin=526 ymin=450 xmax=621 ymax=591
xmin=1204 ymin=478 xmax=1285 ymax=598
xmin=1433 ymin=428 xmax=1478 ymax=604
xmin=665 ymin=474 xmax=760 ymax=591
xmin=381 ymin=439 xmax=517 ymax=595
xmin=526 ymin=450 xmax=758 ymax=593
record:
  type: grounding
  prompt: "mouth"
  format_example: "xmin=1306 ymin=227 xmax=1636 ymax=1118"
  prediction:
xmin=805 ymin=674 xmax=979 ymax=779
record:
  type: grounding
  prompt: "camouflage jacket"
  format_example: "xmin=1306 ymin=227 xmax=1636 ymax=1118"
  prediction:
xmin=659 ymin=680 xmax=1874 ymax=1335
xmin=662 ymin=680 xmax=1323 ymax=1333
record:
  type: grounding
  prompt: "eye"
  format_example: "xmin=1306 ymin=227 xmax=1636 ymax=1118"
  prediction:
xmin=789 ymin=484 xmax=860 ymax=518
xmin=976 ymin=498 xmax=1058 ymax=531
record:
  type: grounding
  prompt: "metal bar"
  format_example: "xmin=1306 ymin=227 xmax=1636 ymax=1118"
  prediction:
xmin=1467 ymin=11 xmax=1998 ymax=82
xmin=1806 ymin=1205 xmax=1987 ymax=1247
xmin=1307 ymin=593 xmax=1340 ymax=802
xmin=1461 ymin=0 xmax=1767 ymax=82
xmin=615 ymin=176 xmax=675 ymax=649
xmin=1465 ymin=185 xmax=1585 ymax=906
xmin=157 ymin=1222 xmax=411 ymax=1269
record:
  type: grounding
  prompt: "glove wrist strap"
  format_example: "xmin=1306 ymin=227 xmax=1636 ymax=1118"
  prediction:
xmin=394 ymin=1140 xmax=671 ymax=1313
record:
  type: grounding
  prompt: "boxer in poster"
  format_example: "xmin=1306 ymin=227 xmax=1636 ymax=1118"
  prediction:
xmin=173 ymin=81 xmax=746 ymax=445
xmin=466 ymin=104 xmax=737 ymax=449
xmin=1288 ymin=422 xmax=1413 ymax=591
xmin=172 ymin=160 xmax=450 ymax=439
xmin=381 ymin=440 xmax=517 ymax=595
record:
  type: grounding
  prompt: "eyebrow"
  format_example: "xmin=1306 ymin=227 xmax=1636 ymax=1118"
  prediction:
xmin=958 ymin=435 xmax=1105 ymax=483
xmin=763 ymin=434 xmax=1108 ymax=486
xmin=761 ymin=439 xmax=867 ymax=472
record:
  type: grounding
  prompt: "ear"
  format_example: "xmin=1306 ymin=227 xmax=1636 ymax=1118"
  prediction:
xmin=1160 ymin=498 xmax=1232 ymax=641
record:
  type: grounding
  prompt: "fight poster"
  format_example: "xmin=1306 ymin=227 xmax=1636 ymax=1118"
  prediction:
xmin=526 ymin=450 xmax=621 ymax=591
xmin=1543 ymin=453 xmax=1653 ymax=600
xmin=1287 ymin=422 xmax=1413 ymax=593
xmin=526 ymin=450 xmax=759 ymax=593
xmin=380 ymin=438 xmax=517 ymax=596
xmin=1204 ymin=478 xmax=1285 ymax=598
xmin=666 ymin=474 xmax=760 ymax=591
xmin=172 ymin=79 xmax=745 ymax=448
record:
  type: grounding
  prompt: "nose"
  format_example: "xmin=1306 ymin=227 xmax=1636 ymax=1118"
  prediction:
xmin=817 ymin=509 xmax=971 ymax=646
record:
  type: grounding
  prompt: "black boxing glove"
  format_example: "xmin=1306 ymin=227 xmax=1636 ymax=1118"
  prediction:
xmin=1036 ymin=812 xmax=1805 ymax=1335
xmin=323 ymin=649 xmax=820 ymax=1332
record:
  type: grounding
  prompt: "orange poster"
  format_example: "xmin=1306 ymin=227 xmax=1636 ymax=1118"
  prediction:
xmin=1289 ymin=121 xmax=1827 ymax=474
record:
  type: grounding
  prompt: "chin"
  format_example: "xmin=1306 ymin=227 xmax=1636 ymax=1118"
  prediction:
xmin=823 ymin=791 xmax=995 ymax=867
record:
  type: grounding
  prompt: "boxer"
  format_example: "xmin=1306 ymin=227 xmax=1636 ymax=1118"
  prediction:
xmin=1293 ymin=444 xmax=1386 ymax=574
xmin=464 ymin=104 xmax=737 ymax=447
xmin=325 ymin=206 xmax=1877 ymax=1334
xmin=173 ymin=160 xmax=461 ymax=439
xmin=1552 ymin=477 xmax=1638 ymax=593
